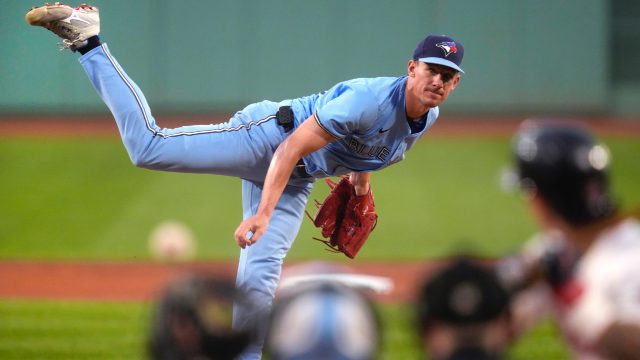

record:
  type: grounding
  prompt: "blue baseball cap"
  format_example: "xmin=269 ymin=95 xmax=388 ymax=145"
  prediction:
xmin=413 ymin=34 xmax=464 ymax=73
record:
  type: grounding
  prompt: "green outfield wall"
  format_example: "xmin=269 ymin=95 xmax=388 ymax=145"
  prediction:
xmin=2 ymin=0 xmax=639 ymax=116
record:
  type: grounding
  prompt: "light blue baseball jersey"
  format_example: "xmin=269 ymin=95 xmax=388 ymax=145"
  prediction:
xmin=290 ymin=77 xmax=439 ymax=177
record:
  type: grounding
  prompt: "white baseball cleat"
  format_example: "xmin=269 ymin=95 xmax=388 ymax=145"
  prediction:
xmin=26 ymin=2 xmax=99 ymax=50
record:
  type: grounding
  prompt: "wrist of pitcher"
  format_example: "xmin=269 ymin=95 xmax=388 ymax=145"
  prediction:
xmin=255 ymin=205 xmax=274 ymax=220
xmin=354 ymin=183 xmax=370 ymax=196
xmin=349 ymin=176 xmax=370 ymax=196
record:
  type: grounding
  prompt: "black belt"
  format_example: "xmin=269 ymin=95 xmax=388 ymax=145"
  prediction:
xmin=292 ymin=158 xmax=311 ymax=178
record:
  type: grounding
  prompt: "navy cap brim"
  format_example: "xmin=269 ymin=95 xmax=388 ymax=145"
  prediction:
xmin=418 ymin=57 xmax=464 ymax=74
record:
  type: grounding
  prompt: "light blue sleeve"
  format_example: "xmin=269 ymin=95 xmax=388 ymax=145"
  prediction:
xmin=314 ymin=85 xmax=379 ymax=139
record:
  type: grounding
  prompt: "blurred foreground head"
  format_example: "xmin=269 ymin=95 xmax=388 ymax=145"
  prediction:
xmin=266 ymin=281 xmax=381 ymax=360
xmin=417 ymin=257 xmax=511 ymax=360
xmin=512 ymin=120 xmax=617 ymax=226
xmin=148 ymin=274 xmax=253 ymax=360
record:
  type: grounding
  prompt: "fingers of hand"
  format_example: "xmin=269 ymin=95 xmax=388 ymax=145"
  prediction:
xmin=234 ymin=225 xmax=251 ymax=249
xmin=234 ymin=214 xmax=270 ymax=249
xmin=251 ymin=228 xmax=264 ymax=244
xmin=234 ymin=223 xmax=263 ymax=249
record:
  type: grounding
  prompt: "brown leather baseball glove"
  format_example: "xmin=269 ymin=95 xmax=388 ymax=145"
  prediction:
xmin=306 ymin=177 xmax=378 ymax=259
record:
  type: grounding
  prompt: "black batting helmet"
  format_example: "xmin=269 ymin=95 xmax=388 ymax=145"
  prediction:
xmin=417 ymin=257 xmax=510 ymax=328
xmin=512 ymin=120 xmax=617 ymax=225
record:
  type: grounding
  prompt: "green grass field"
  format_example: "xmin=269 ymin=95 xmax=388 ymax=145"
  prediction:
xmin=1 ymin=135 xmax=639 ymax=359
xmin=0 ymin=300 xmax=570 ymax=360
xmin=2 ymin=136 xmax=638 ymax=260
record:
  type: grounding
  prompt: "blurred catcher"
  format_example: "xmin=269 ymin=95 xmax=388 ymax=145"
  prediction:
xmin=26 ymin=3 xmax=464 ymax=358
xmin=417 ymin=257 xmax=512 ymax=360
xmin=497 ymin=120 xmax=640 ymax=360
xmin=148 ymin=274 xmax=254 ymax=360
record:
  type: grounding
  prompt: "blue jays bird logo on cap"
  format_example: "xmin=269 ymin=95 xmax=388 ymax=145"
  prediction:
xmin=413 ymin=35 xmax=465 ymax=73
xmin=436 ymin=42 xmax=458 ymax=57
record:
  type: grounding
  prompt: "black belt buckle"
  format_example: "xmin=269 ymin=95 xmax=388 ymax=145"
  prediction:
xmin=292 ymin=158 xmax=311 ymax=178
xmin=276 ymin=106 xmax=294 ymax=132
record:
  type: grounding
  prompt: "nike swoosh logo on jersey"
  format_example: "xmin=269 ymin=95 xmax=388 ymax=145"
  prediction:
xmin=378 ymin=128 xmax=390 ymax=133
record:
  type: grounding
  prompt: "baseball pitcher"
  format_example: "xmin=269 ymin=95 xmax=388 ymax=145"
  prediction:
xmin=26 ymin=3 xmax=464 ymax=359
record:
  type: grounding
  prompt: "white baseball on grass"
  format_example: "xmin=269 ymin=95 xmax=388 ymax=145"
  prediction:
xmin=149 ymin=220 xmax=195 ymax=261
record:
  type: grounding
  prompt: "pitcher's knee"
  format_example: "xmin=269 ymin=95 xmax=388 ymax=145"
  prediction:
xmin=130 ymin=151 xmax=151 ymax=168
xmin=120 ymin=140 xmax=156 ymax=169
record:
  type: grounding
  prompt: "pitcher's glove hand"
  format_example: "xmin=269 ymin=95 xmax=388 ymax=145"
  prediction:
xmin=306 ymin=177 xmax=378 ymax=259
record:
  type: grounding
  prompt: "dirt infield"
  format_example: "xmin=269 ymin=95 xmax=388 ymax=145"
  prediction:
xmin=1 ymin=116 xmax=638 ymax=304
xmin=0 ymin=260 xmax=446 ymax=304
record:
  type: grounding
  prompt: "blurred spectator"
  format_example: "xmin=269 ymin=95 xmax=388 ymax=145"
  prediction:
xmin=148 ymin=274 xmax=254 ymax=360
xmin=265 ymin=281 xmax=382 ymax=360
xmin=416 ymin=257 xmax=512 ymax=360
xmin=497 ymin=120 xmax=640 ymax=360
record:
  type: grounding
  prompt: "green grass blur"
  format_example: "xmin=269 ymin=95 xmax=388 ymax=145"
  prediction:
xmin=5 ymin=133 xmax=631 ymax=359
xmin=0 ymin=300 xmax=569 ymax=359
xmin=0 ymin=300 xmax=147 ymax=359
xmin=1 ymin=136 xmax=639 ymax=260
